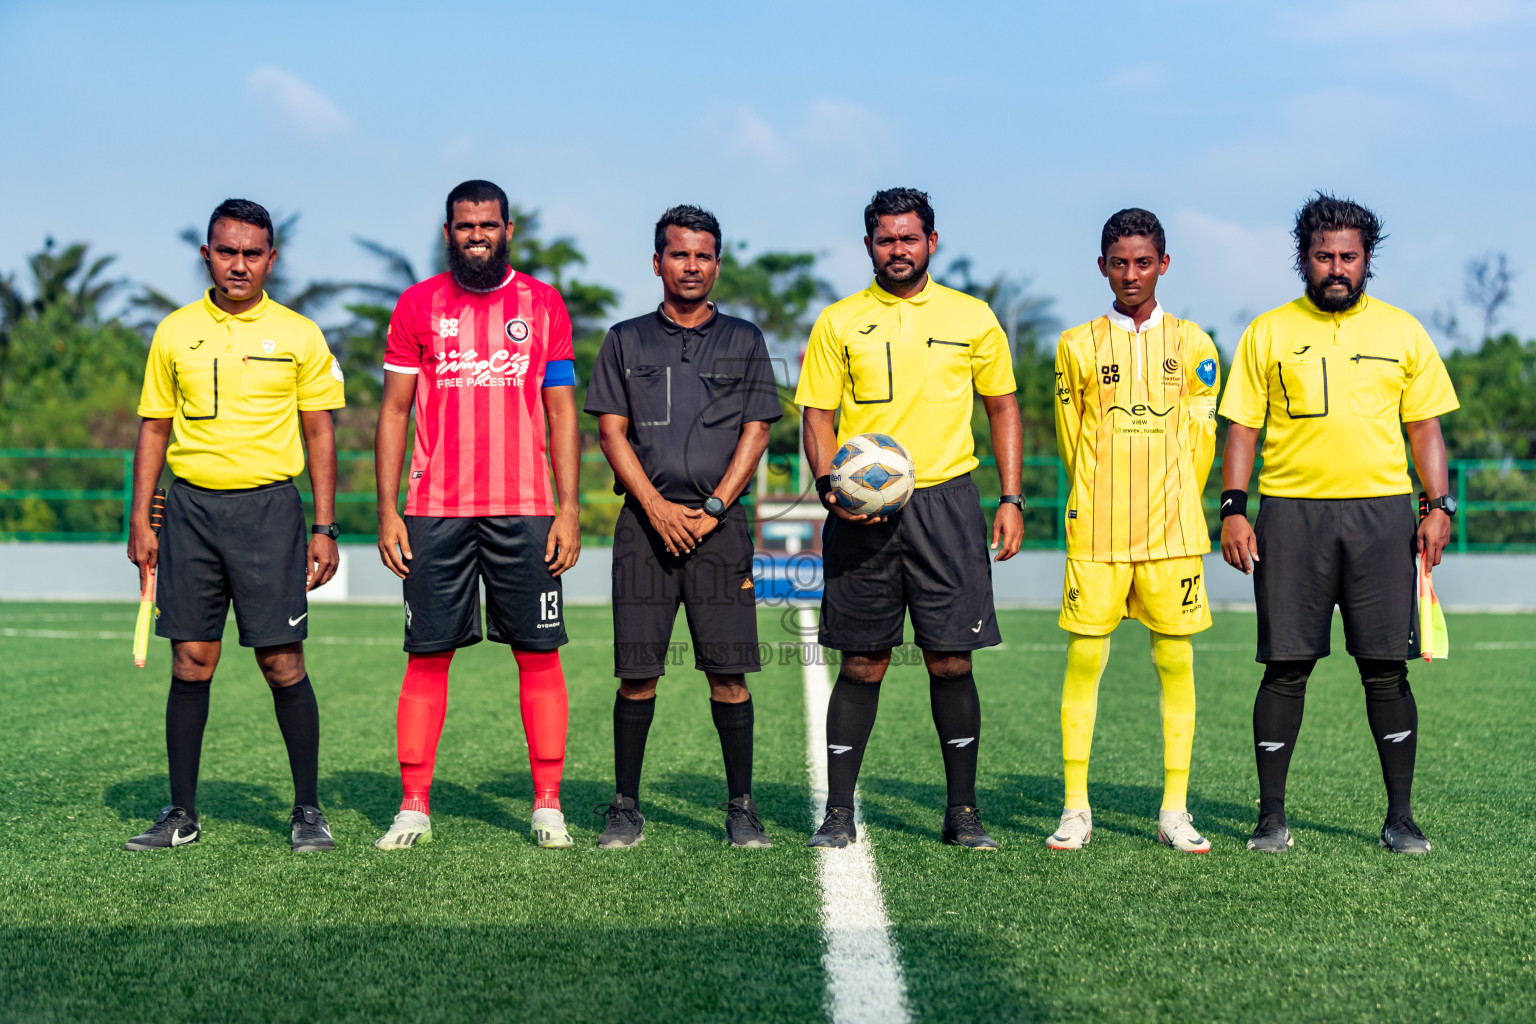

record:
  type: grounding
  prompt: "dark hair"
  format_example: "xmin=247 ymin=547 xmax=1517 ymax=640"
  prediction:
xmin=654 ymin=205 xmax=722 ymax=257
xmin=207 ymin=199 xmax=274 ymax=248
xmin=1293 ymin=192 xmax=1384 ymax=278
xmin=1100 ymin=208 xmax=1165 ymax=257
xmin=445 ymin=180 xmax=510 ymax=224
xmin=864 ymin=187 xmax=934 ymax=237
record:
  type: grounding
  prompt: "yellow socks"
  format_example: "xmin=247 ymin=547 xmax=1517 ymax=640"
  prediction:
xmin=1151 ymin=632 xmax=1196 ymax=811
xmin=1061 ymin=633 xmax=1111 ymax=808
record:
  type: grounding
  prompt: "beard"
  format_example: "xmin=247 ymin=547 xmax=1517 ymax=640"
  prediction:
xmin=875 ymin=250 xmax=929 ymax=289
xmin=1306 ymin=272 xmax=1366 ymax=313
xmin=446 ymin=240 xmax=510 ymax=291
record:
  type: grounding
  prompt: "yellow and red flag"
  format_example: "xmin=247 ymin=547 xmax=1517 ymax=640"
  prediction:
xmin=1418 ymin=557 xmax=1449 ymax=662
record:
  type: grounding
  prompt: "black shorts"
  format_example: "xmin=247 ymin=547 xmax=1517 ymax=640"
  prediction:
xmin=819 ymin=473 xmax=1002 ymax=653
xmin=155 ymin=479 xmax=309 ymax=648
xmin=611 ymin=503 xmax=760 ymax=678
xmin=401 ymin=515 xmax=568 ymax=654
xmin=1254 ymin=495 xmax=1419 ymax=662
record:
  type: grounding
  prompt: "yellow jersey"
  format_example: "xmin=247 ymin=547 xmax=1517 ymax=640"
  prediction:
xmin=1054 ymin=305 xmax=1220 ymax=562
xmin=1218 ymin=294 xmax=1459 ymax=499
xmin=137 ymin=291 xmax=345 ymax=489
xmin=794 ymin=276 xmax=1016 ymax=488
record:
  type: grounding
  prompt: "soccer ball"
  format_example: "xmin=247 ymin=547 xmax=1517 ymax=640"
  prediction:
xmin=829 ymin=433 xmax=916 ymax=516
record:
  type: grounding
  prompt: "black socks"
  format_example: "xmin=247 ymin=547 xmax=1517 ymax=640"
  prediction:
xmin=1253 ymin=661 xmax=1312 ymax=816
xmin=166 ymin=676 xmax=212 ymax=817
xmin=1359 ymin=659 xmax=1417 ymax=820
xmin=929 ymin=671 xmax=981 ymax=808
xmin=271 ymin=675 xmax=320 ymax=808
xmin=825 ymin=675 xmax=881 ymax=810
xmin=1253 ymin=658 xmax=1418 ymax=820
xmin=710 ymin=697 xmax=755 ymax=800
xmin=613 ymin=692 xmax=656 ymax=802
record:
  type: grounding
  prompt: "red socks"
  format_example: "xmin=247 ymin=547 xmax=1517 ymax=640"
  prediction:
xmin=397 ymin=651 xmax=452 ymax=814
xmin=515 ymin=649 xmax=568 ymax=810
xmin=395 ymin=648 xmax=567 ymax=814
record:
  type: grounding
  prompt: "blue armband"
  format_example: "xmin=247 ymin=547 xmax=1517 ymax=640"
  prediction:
xmin=542 ymin=359 xmax=575 ymax=388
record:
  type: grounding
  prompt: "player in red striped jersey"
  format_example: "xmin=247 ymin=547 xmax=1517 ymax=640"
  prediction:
xmin=373 ymin=180 xmax=582 ymax=850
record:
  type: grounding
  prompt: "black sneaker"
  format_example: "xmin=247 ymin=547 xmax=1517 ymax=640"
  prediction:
xmin=942 ymin=805 xmax=1000 ymax=849
xmin=809 ymin=806 xmax=857 ymax=849
xmin=124 ymin=806 xmax=200 ymax=851
xmin=291 ymin=805 xmax=334 ymax=852
xmin=1247 ymin=811 xmax=1294 ymax=853
xmin=1381 ymin=815 xmax=1432 ymax=854
xmin=596 ymin=795 xmax=645 ymax=849
xmin=721 ymin=795 xmax=772 ymax=848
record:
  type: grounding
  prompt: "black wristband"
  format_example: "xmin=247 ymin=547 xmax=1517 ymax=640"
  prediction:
xmin=1219 ymin=490 xmax=1248 ymax=519
xmin=815 ymin=475 xmax=833 ymax=501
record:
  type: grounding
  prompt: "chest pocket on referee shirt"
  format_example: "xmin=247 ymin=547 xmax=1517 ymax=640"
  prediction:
xmin=243 ymin=355 xmax=296 ymax=405
xmin=924 ymin=338 xmax=971 ymax=403
xmin=698 ymin=372 xmax=744 ymax=430
xmin=1348 ymin=353 xmax=1404 ymax=418
xmin=627 ymin=365 xmax=671 ymax=427
xmin=845 ymin=341 xmax=893 ymax=404
xmin=1274 ymin=356 xmax=1329 ymax=419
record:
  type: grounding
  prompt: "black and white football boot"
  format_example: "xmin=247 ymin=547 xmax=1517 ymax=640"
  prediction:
xmin=291 ymin=804 xmax=335 ymax=852
xmin=809 ymin=806 xmax=857 ymax=849
xmin=124 ymin=806 xmax=200 ymax=851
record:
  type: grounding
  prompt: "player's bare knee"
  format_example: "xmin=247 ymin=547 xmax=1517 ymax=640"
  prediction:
xmin=619 ymin=678 xmax=659 ymax=701
xmin=171 ymin=641 xmax=219 ymax=681
xmin=840 ymin=651 xmax=890 ymax=683
xmin=706 ymin=673 xmax=749 ymax=703
xmin=922 ymin=650 xmax=971 ymax=680
xmin=256 ymin=643 xmax=306 ymax=688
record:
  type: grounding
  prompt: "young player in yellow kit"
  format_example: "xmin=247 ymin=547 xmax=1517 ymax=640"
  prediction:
xmin=1047 ymin=209 xmax=1220 ymax=853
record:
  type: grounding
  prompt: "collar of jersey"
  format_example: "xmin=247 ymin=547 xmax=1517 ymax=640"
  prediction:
xmin=655 ymin=301 xmax=717 ymax=334
xmin=869 ymin=274 xmax=936 ymax=305
xmin=1106 ymin=300 xmax=1163 ymax=334
xmin=1300 ymin=291 xmax=1371 ymax=320
xmin=201 ymin=289 xmax=271 ymax=322
xmin=458 ymin=266 xmax=517 ymax=294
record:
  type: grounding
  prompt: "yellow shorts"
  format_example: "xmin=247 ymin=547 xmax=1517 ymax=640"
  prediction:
xmin=1058 ymin=555 xmax=1212 ymax=636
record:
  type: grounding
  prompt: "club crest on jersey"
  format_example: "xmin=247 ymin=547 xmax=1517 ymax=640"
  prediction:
xmin=504 ymin=318 xmax=531 ymax=343
xmin=1197 ymin=358 xmax=1217 ymax=387
xmin=262 ymin=339 xmax=275 ymax=354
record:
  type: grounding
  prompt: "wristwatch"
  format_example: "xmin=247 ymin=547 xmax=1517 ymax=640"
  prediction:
xmin=998 ymin=494 xmax=1026 ymax=509
xmin=1425 ymin=495 xmax=1457 ymax=517
xmin=702 ymin=496 xmax=728 ymax=521
xmin=312 ymin=523 xmax=340 ymax=539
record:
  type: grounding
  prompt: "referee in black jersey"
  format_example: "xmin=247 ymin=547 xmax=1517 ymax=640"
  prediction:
xmin=585 ymin=205 xmax=783 ymax=849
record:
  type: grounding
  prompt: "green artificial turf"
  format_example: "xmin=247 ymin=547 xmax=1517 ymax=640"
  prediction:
xmin=1 ymin=602 xmax=1533 ymax=1022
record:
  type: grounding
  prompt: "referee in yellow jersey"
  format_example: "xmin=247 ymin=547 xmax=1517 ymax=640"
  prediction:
xmin=1048 ymin=209 xmax=1220 ymax=854
xmin=796 ymin=187 xmax=1024 ymax=850
xmin=1219 ymin=193 xmax=1458 ymax=855
xmin=124 ymin=199 xmax=346 ymax=854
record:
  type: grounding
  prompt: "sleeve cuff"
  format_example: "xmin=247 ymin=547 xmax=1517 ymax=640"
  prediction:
xmin=383 ymin=362 xmax=419 ymax=375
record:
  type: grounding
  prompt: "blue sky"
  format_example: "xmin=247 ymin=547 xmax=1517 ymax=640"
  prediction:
xmin=3 ymin=0 xmax=1533 ymax=350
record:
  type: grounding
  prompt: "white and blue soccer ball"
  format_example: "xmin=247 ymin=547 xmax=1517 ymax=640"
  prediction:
xmin=829 ymin=433 xmax=916 ymax=516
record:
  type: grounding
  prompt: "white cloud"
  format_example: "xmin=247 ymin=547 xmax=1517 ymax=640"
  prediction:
xmin=245 ymin=66 xmax=351 ymax=139
xmin=1165 ymin=209 xmax=1298 ymax=344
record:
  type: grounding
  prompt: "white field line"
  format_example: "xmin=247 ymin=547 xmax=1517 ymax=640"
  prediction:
xmin=798 ymin=606 xmax=910 ymax=1024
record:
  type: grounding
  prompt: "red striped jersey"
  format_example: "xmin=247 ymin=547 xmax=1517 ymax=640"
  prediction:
xmin=384 ymin=268 xmax=573 ymax=517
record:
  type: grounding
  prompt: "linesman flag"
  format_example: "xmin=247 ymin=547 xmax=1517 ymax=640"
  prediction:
xmin=1418 ymin=556 xmax=1449 ymax=662
xmin=132 ymin=488 xmax=166 ymax=668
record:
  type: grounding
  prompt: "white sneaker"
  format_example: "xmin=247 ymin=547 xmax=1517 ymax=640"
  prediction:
xmin=531 ymin=807 xmax=574 ymax=849
xmin=1157 ymin=809 xmax=1211 ymax=853
xmin=375 ymin=810 xmax=432 ymax=850
xmin=1047 ymin=808 xmax=1092 ymax=850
